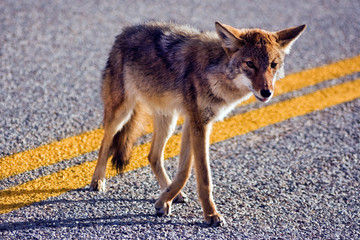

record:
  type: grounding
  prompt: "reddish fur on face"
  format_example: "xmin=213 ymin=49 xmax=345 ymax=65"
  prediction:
xmin=215 ymin=22 xmax=305 ymax=100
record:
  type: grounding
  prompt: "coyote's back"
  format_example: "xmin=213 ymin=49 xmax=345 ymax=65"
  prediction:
xmin=103 ymin=22 xmax=229 ymax=114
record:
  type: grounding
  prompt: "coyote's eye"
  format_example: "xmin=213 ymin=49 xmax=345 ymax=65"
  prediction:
xmin=271 ymin=62 xmax=277 ymax=68
xmin=246 ymin=61 xmax=255 ymax=69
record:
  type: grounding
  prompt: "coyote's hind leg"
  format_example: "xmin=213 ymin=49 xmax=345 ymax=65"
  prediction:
xmin=90 ymin=103 xmax=134 ymax=191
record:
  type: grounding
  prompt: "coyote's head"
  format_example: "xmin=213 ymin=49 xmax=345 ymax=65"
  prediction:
xmin=215 ymin=22 xmax=306 ymax=102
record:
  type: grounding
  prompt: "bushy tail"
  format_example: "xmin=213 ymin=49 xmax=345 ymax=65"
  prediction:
xmin=110 ymin=105 xmax=148 ymax=172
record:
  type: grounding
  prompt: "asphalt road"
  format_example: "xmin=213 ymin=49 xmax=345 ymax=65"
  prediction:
xmin=1 ymin=0 xmax=359 ymax=239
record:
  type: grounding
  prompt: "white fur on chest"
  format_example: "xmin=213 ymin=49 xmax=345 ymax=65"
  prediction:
xmin=212 ymin=92 xmax=252 ymax=122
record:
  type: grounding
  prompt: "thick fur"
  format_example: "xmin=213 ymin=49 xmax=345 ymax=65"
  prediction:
xmin=90 ymin=21 xmax=306 ymax=226
xmin=110 ymin=103 xmax=147 ymax=172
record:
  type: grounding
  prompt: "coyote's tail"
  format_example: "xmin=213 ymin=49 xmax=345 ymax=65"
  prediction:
xmin=110 ymin=104 xmax=148 ymax=172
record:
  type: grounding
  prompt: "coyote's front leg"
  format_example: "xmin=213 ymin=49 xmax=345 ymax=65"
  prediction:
xmin=154 ymin=118 xmax=193 ymax=216
xmin=191 ymin=122 xmax=226 ymax=227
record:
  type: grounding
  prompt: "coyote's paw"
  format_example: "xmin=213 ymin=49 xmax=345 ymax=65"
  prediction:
xmin=172 ymin=192 xmax=188 ymax=204
xmin=90 ymin=178 xmax=106 ymax=192
xmin=204 ymin=213 xmax=226 ymax=227
xmin=155 ymin=200 xmax=172 ymax=216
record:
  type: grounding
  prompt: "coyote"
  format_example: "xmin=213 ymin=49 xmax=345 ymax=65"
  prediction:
xmin=90 ymin=21 xmax=306 ymax=226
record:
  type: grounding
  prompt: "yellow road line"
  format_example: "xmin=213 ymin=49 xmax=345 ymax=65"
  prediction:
xmin=1 ymin=55 xmax=360 ymax=180
xmin=0 ymin=129 xmax=104 ymax=180
xmin=1 ymin=78 xmax=360 ymax=215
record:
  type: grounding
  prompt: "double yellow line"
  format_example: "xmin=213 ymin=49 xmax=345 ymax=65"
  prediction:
xmin=1 ymin=55 xmax=360 ymax=215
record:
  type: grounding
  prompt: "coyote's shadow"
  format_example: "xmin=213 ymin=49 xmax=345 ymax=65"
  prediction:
xmin=0 ymin=189 xmax=201 ymax=231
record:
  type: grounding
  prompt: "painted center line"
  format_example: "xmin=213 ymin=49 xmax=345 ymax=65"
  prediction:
xmin=1 ymin=55 xmax=360 ymax=180
xmin=1 ymin=78 xmax=359 ymax=215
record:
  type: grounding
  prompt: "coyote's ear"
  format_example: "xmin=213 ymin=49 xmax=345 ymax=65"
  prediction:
xmin=215 ymin=22 xmax=244 ymax=55
xmin=275 ymin=24 xmax=306 ymax=54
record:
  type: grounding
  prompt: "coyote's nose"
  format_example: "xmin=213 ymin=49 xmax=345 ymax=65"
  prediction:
xmin=260 ymin=89 xmax=272 ymax=98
